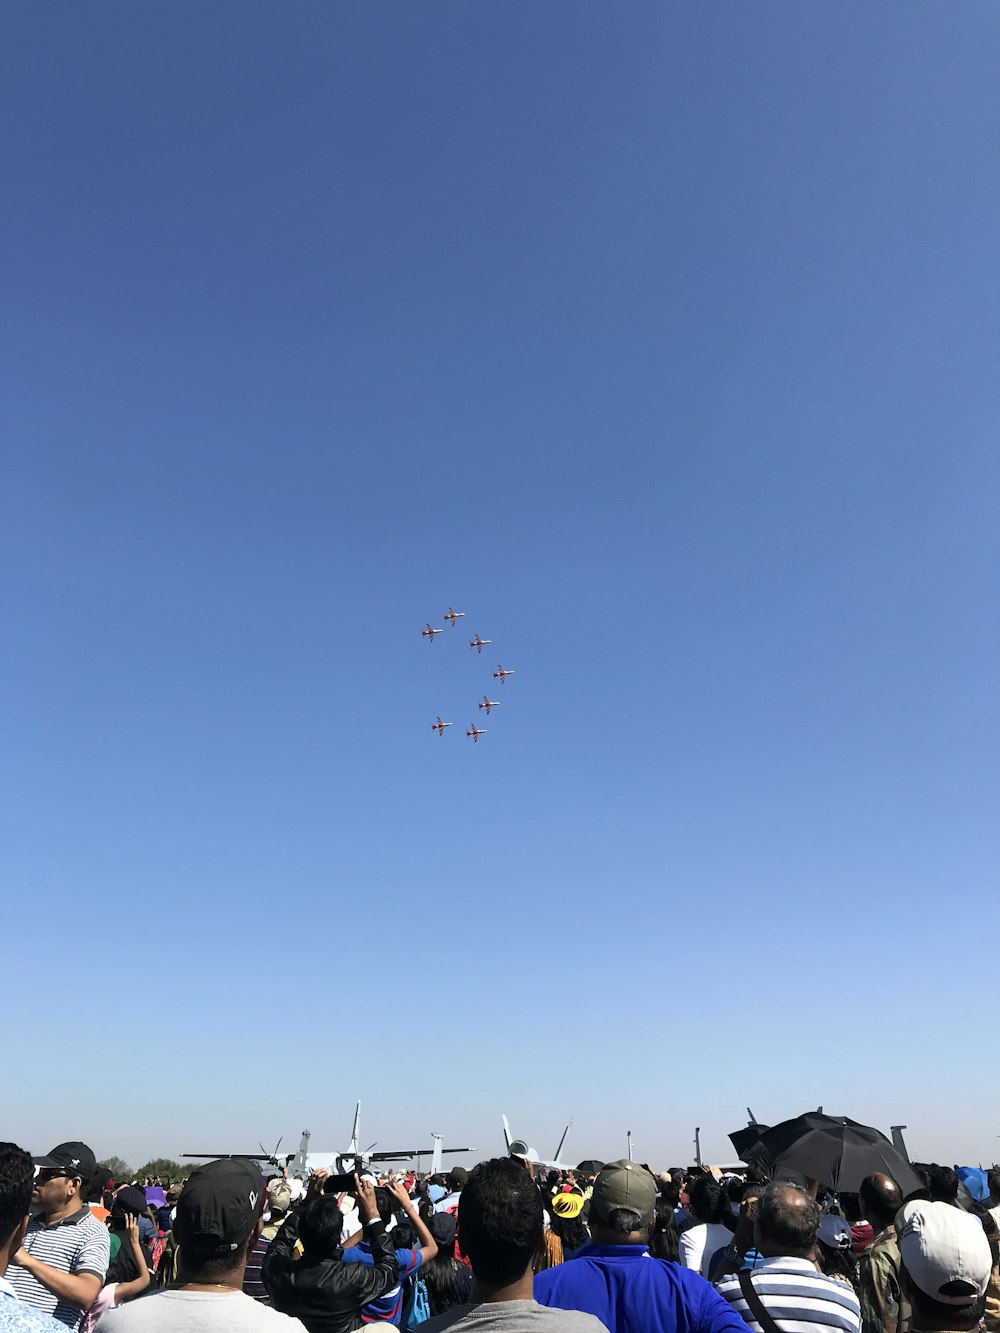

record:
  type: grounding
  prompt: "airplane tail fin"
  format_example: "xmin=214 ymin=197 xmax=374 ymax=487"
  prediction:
xmin=502 ymin=1115 xmax=512 ymax=1152
xmin=553 ymin=1116 xmax=573 ymax=1165
xmin=349 ymin=1102 xmax=361 ymax=1155
xmin=890 ymin=1126 xmax=910 ymax=1161
xmin=431 ymin=1133 xmax=443 ymax=1176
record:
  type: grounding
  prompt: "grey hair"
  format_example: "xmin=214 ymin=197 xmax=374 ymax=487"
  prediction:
xmin=756 ymin=1183 xmax=821 ymax=1255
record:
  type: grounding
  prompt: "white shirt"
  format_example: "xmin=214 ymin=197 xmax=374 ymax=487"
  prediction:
xmin=678 ymin=1221 xmax=733 ymax=1277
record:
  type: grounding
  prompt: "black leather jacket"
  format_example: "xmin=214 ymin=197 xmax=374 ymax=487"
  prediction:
xmin=261 ymin=1205 xmax=399 ymax=1333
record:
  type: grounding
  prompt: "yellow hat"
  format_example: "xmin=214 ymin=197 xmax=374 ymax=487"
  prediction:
xmin=552 ymin=1192 xmax=585 ymax=1219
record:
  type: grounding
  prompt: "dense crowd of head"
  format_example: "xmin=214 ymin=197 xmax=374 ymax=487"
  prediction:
xmin=2 ymin=1134 xmax=998 ymax=1333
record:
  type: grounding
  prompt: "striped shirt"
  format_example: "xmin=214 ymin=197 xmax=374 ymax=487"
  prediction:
xmin=8 ymin=1209 xmax=109 ymax=1330
xmin=717 ymin=1255 xmax=861 ymax=1333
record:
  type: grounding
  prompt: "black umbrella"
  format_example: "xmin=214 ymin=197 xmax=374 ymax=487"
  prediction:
xmin=575 ymin=1159 xmax=605 ymax=1177
xmin=762 ymin=1116 xmax=923 ymax=1197
xmin=729 ymin=1124 xmax=772 ymax=1169
xmin=757 ymin=1113 xmax=873 ymax=1163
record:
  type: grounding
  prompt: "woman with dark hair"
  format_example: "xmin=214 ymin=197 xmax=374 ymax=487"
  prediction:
xmin=417 ymin=1213 xmax=471 ymax=1318
xmin=678 ymin=1176 xmax=733 ymax=1277
xmin=816 ymin=1212 xmax=860 ymax=1294
xmin=547 ymin=1193 xmax=589 ymax=1265
xmin=649 ymin=1201 xmax=680 ymax=1264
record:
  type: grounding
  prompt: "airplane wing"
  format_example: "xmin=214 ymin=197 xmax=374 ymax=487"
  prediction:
xmin=368 ymin=1147 xmax=473 ymax=1161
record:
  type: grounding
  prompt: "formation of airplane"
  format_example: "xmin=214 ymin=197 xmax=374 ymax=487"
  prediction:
xmin=422 ymin=606 xmax=516 ymax=744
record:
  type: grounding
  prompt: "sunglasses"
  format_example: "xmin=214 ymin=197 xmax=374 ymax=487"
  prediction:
xmin=35 ymin=1170 xmax=71 ymax=1184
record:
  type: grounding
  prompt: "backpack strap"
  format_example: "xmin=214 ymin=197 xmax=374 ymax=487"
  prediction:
xmin=738 ymin=1269 xmax=785 ymax=1333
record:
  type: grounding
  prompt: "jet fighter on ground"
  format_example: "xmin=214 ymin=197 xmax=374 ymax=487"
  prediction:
xmin=492 ymin=664 xmax=515 ymax=684
xmin=469 ymin=634 xmax=492 ymax=653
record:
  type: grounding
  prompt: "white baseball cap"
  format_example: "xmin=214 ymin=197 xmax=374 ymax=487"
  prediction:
xmin=898 ymin=1201 xmax=992 ymax=1306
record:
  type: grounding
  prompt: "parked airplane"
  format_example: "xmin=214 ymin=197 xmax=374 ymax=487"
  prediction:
xmin=431 ymin=717 xmax=453 ymax=736
xmin=469 ymin=634 xmax=492 ymax=653
xmin=478 ymin=696 xmax=500 ymax=715
xmin=443 ymin=608 xmax=465 ymax=627
xmin=492 ymin=665 xmax=515 ymax=684
xmin=289 ymin=1104 xmax=472 ymax=1177
xmin=421 ymin=623 xmax=445 ymax=642
xmin=181 ymin=1137 xmax=295 ymax=1170
xmin=466 ymin=723 xmax=487 ymax=742
xmin=502 ymin=1115 xmax=575 ymax=1171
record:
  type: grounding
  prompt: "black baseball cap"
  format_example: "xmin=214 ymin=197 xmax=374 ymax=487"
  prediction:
xmin=33 ymin=1143 xmax=97 ymax=1185
xmin=173 ymin=1159 xmax=265 ymax=1256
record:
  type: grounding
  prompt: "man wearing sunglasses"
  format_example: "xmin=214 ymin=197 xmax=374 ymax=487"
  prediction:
xmin=7 ymin=1143 xmax=109 ymax=1330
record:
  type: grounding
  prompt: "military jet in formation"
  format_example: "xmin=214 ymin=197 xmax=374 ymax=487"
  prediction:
xmin=422 ymin=606 xmax=516 ymax=743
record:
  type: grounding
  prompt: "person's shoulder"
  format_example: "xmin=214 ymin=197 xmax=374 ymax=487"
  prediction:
xmin=532 ymin=1306 xmax=608 ymax=1332
xmin=0 ymin=1301 xmax=68 ymax=1333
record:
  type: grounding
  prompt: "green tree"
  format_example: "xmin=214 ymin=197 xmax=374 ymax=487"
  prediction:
xmin=98 ymin=1156 xmax=133 ymax=1182
xmin=136 ymin=1158 xmax=187 ymax=1183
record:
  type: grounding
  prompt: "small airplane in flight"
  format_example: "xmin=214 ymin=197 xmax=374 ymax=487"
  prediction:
xmin=478 ymin=696 xmax=500 ymax=715
xmin=431 ymin=717 xmax=453 ymax=737
xmin=443 ymin=608 xmax=465 ymax=627
xmin=469 ymin=634 xmax=492 ymax=653
xmin=466 ymin=723 xmax=487 ymax=742
xmin=421 ymin=623 xmax=445 ymax=642
xmin=492 ymin=664 xmax=515 ymax=684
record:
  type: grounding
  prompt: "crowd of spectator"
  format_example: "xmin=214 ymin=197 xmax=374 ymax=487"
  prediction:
xmin=2 ymin=1134 xmax=998 ymax=1333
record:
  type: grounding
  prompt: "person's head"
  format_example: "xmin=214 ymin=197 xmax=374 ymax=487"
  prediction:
xmin=457 ymin=1157 xmax=543 ymax=1289
xmin=0 ymin=1143 xmax=34 ymax=1269
xmin=648 ymin=1201 xmax=679 ymax=1263
xmin=110 ymin=1185 xmax=149 ymax=1231
xmin=447 ymin=1167 xmax=468 ymax=1195
xmin=927 ymin=1166 xmax=960 ymax=1206
xmin=173 ymin=1159 xmax=265 ymax=1283
xmin=658 ymin=1178 xmax=680 ymax=1209
xmin=988 ymin=1171 xmax=1000 ymax=1207
xmin=372 ymin=1186 xmax=395 ymax=1226
xmin=898 ymin=1201 xmax=991 ymax=1329
xmin=30 ymin=1142 xmax=97 ymax=1221
xmin=689 ymin=1175 xmax=728 ymax=1226
xmin=428 ymin=1211 xmax=457 ymax=1252
xmin=588 ymin=1160 xmax=657 ymax=1245
xmin=860 ymin=1173 xmax=904 ymax=1232
xmin=299 ymin=1195 xmax=345 ymax=1260
xmin=754 ymin=1182 xmax=821 ymax=1259
xmin=266 ymin=1177 xmax=292 ymax=1220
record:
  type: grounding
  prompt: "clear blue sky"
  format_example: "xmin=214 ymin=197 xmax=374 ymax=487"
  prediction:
xmin=3 ymin=2 xmax=998 ymax=1171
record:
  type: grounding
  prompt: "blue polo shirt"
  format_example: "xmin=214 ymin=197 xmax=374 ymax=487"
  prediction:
xmin=534 ymin=1243 xmax=752 ymax=1333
